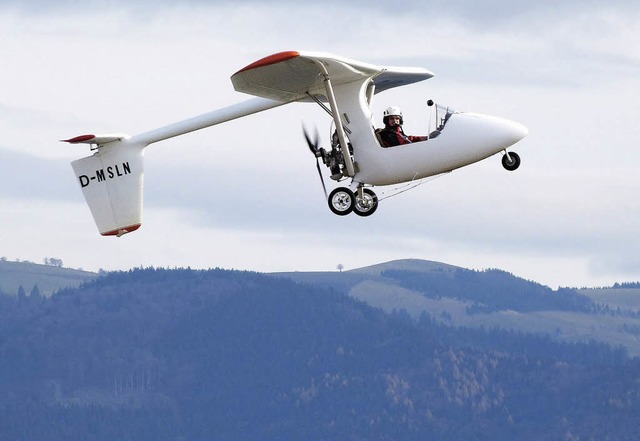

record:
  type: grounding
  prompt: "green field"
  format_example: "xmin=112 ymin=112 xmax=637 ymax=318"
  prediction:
xmin=0 ymin=260 xmax=97 ymax=297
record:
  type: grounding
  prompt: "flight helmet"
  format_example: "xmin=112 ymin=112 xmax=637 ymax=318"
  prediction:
xmin=383 ymin=106 xmax=403 ymax=126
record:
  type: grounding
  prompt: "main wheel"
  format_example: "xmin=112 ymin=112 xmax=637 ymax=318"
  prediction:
xmin=328 ymin=187 xmax=354 ymax=216
xmin=502 ymin=151 xmax=521 ymax=171
xmin=353 ymin=188 xmax=378 ymax=217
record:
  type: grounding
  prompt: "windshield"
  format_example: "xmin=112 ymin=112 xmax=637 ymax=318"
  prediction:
xmin=426 ymin=100 xmax=455 ymax=139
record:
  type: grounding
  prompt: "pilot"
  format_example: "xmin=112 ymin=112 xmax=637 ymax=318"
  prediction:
xmin=378 ymin=106 xmax=427 ymax=147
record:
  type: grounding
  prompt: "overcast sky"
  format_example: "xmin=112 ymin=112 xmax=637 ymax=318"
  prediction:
xmin=0 ymin=0 xmax=638 ymax=288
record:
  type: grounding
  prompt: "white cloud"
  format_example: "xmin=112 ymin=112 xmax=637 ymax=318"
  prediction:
xmin=1 ymin=1 xmax=639 ymax=288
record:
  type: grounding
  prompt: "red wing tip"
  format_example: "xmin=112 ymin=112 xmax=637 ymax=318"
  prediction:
xmin=101 ymin=224 xmax=142 ymax=237
xmin=62 ymin=134 xmax=96 ymax=143
xmin=234 ymin=51 xmax=301 ymax=75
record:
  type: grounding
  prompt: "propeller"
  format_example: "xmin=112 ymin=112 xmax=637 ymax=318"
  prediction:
xmin=302 ymin=124 xmax=328 ymax=199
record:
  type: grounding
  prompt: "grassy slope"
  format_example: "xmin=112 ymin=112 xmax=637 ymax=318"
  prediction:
xmin=0 ymin=260 xmax=97 ymax=297
xmin=274 ymin=259 xmax=640 ymax=356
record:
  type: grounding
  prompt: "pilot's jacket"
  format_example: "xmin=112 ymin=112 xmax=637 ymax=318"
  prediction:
xmin=379 ymin=125 xmax=426 ymax=147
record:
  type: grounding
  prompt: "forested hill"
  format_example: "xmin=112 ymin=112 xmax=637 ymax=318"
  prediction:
xmin=2 ymin=267 xmax=639 ymax=440
xmin=274 ymin=259 xmax=593 ymax=313
xmin=274 ymin=259 xmax=640 ymax=356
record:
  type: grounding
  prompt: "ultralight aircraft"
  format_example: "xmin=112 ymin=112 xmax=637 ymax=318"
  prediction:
xmin=63 ymin=51 xmax=528 ymax=236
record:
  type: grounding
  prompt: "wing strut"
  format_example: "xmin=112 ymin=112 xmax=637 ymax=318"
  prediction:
xmin=306 ymin=94 xmax=352 ymax=135
xmin=312 ymin=62 xmax=355 ymax=177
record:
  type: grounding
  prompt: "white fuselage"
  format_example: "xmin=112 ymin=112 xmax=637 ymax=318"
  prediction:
xmin=332 ymin=80 xmax=528 ymax=187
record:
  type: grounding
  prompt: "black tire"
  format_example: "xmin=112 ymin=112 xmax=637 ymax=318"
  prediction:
xmin=502 ymin=152 xmax=521 ymax=171
xmin=328 ymin=187 xmax=354 ymax=216
xmin=353 ymin=188 xmax=378 ymax=217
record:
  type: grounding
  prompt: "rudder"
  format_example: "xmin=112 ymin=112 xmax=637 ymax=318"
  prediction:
xmin=71 ymin=141 xmax=145 ymax=236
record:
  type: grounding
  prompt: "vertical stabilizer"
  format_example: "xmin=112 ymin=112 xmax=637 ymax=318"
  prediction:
xmin=71 ymin=141 xmax=145 ymax=236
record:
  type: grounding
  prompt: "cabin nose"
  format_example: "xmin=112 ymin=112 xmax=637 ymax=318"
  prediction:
xmin=484 ymin=114 xmax=528 ymax=149
xmin=499 ymin=118 xmax=528 ymax=146
xmin=457 ymin=112 xmax=528 ymax=151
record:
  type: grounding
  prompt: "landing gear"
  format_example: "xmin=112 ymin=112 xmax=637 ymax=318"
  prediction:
xmin=327 ymin=187 xmax=378 ymax=217
xmin=502 ymin=151 xmax=521 ymax=171
xmin=353 ymin=188 xmax=378 ymax=217
xmin=328 ymin=187 xmax=354 ymax=216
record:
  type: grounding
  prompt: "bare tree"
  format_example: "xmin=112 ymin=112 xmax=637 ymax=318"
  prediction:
xmin=44 ymin=257 xmax=63 ymax=267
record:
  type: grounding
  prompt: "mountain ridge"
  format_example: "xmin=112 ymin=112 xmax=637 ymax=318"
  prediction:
xmin=271 ymin=259 xmax=640 ymax=356
xmin=1 ymin=265 xmax=637 ymax=440
xmin=4 ymin=258 xmax=640 ymax=354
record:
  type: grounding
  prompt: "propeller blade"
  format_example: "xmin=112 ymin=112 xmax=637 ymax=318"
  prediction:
xmin=302 ymin=124 xmax=320 ymax=155
xmin=302 ymin=123 xmax=327 ymax=199
xmin=316 ymin=158 xmax=328 ymax=199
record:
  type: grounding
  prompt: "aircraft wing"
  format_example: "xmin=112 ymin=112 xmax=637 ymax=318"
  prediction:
xmin=372 ymin=66 xmax=435 ymax=94
xmin=231 ymin=51 xmax=434 ymax=102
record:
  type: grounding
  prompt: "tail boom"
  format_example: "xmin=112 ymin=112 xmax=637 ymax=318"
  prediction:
xmin=65 ymin=98 xmax=287 ymax=236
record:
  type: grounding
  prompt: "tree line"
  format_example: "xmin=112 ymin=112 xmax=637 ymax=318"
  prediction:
xmin=0 ymin=267 xmax=638 ymax=440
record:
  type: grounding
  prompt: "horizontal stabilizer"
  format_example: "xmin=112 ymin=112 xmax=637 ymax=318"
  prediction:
xmin=63 ymin=134 xmax=128 ymax=145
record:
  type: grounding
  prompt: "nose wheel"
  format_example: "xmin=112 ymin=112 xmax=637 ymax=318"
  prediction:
xmin=502 ymin=151 xmax=521 ymax=171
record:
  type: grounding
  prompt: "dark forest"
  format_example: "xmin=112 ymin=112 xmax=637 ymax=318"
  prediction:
xmin=1 ymin=267 xmax=638 ymax=440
